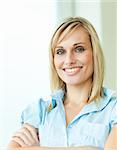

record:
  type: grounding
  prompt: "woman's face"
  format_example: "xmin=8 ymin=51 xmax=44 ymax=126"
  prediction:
xmin=54 ymin=27 xmax=94 ymax=86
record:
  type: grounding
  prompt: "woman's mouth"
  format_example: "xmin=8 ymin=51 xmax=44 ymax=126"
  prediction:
xmin=63 ymin=66 xmax=83 ymax=75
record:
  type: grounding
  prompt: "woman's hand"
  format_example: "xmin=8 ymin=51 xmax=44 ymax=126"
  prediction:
xmin=11 ymin=123 xmax=39 ymax=148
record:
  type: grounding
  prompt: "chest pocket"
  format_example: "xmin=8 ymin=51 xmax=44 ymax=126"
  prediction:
xmin=80 ymin=121 xmax=109 ymax=148
xmin=68 ymin=120 xmax=109 ymax=149
xmin=83 ymin=121 xmax=109 ymax=139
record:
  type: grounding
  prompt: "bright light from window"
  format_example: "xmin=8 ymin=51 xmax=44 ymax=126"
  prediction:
xmin=0 ymin=0 xmax=57 ymax=148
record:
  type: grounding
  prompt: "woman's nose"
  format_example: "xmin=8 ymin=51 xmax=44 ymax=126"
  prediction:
xmin=65 ymin=52 xmax=76 ymax=65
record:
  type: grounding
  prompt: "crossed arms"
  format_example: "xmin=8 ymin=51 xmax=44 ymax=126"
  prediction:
xmin=7 ymin=124 xmax=117 ymax=150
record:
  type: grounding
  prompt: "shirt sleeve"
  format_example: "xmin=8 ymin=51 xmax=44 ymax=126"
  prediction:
xmin=110 ymin=97 xmax=117 ymax=128
xmin=20 ymin=98 xmax=47 ymax=128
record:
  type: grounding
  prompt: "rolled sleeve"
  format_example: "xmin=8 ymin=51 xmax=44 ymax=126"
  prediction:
xmin=110 ymin=98 xmax=117 ymax=128
xmin=21 ymin=98 xmax=47 ymax=128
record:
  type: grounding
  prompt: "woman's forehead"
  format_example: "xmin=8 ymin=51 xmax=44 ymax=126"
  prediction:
xmin=57 ymin=26 xmax=90 ymax=46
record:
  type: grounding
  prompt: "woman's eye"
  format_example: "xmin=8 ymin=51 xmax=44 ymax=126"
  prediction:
xmin=75 ymin=46 xmax=85 ymax=53
xmin=56 ymin=49 xmax=65 ymax=55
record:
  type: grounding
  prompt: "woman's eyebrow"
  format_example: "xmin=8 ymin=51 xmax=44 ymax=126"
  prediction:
xmin=73 ymin=42 xmax=85 ymax=46
xmin=55 ymin=46 xmax=64 ymax=49
xmin=55 ymin=43 xmax=85 ymax=48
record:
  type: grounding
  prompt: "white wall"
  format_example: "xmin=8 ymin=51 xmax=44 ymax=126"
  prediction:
xmin=116 ymin=2 xmax=117 ymax=89
xmin=0 ymin=0 xmax=56 ymax=148
xmin=56 ymin=0 xmax=75 ymax=24
xmin=100 ymin=1 xmax=116 ymax=90
xmin=74 ymin=0 xmax=102 ymax=37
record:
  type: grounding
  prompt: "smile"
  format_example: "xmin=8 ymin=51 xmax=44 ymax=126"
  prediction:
xmin=63 ymin=66 xmax=83 ymax=75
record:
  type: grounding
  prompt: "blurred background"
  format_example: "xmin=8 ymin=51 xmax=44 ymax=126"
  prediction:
xmin=0 ymin=0 xmax=116 ymax=149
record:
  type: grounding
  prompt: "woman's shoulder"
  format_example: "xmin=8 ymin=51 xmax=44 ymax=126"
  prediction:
xmin=21 ymin=89 xmax=65 ymax=127
xmin=103 ymin=86 xmax=117 ymax=103
xmin=28 ymin=88 xmax=64 ymax=110
xmin=94 ymin=87 xmax=117 ymax=113
xmin=102 ymin=87 xmax=117 ymax=128
xmin=22 ymin=97 xmax=50 ymax=111
xmin=20 ymin=96 xmax=51 ymax=127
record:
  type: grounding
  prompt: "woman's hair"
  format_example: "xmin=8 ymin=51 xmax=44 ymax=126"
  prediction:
xmin=49 ymin=17 xmax=105 ymax=102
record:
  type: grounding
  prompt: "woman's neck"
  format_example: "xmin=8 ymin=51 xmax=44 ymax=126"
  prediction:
xmin=65 ymin=80 xmax=92 ymax=105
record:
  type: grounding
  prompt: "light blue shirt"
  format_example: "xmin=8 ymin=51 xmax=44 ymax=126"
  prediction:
xmin=21 ymin=87 xmax=117 ymax=150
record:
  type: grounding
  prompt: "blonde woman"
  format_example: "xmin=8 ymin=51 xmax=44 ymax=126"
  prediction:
xmin=8 ymin=17 xmax=117 ymax=150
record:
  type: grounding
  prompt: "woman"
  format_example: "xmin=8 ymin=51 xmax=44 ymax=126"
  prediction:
xmin=7 ymin=17 xmax=117 ymax=150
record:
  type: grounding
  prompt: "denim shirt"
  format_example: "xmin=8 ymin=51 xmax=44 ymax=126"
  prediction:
xmin=21 ymin=87 xmax=117 ymax=150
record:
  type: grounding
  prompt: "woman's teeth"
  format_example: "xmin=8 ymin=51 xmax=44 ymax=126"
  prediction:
xmin=65 ymin=67 xmax=82 ymax=73
xmin=65 ymin=68 xmax=78 ymax=73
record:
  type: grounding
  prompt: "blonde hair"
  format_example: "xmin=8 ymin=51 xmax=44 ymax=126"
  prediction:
xmin=49 ymin=17 xmax=105 ymax=102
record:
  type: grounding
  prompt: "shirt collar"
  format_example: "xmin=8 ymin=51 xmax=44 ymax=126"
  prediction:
xmin=51 ymin=87 xmax=116 ymax=112
xmin=79 ymin=87 xmax=116 ymax=115
xmin=51 ymin=89 xmax=65 ymax=102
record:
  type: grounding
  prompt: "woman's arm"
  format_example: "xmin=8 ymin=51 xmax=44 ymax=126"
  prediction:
xmin=7 ymin=139 xmax=98 ymax=150
xmin=7 ymin=124 xmax=98 ymax=150
xmin=7 ymin=140 xmax=98 ymax=150
xmin=8 ymin=146 xmax=98 ymax=150
xmin=7 ymin=140 xmax=21 ymax=149
xmin=104 ymin=124 xmax=117 ymax=150
xmin=7 ymin=123 xmax=39 ymax=149
xmin=7 ymin=136 xmax=98 ymax=150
